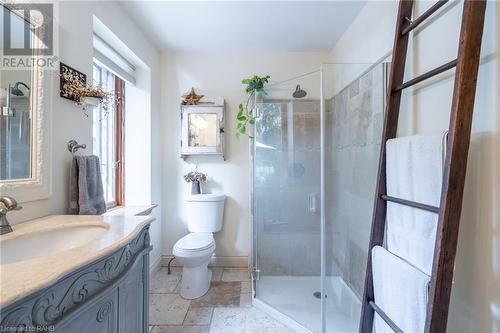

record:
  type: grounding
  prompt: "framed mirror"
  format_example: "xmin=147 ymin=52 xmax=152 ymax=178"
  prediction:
xmin=0 ymin=5 xmax=52 ymax=202
xmin=181 ymin=102 xmax=225 ymax=160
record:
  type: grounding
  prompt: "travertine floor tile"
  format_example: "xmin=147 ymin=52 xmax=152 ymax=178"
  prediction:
xmin=209 ymin=308 xmax=247 ymax=332
xmin=174 ymin=280 xmax=182 ymax=293
xmin=149 ymin=267 xmax=294 ymax=333
xmin=221 ymin=268 xmax=250 ymax=282
xmin=241 ymin=281 xmax=252 ymax=293
xmin=245 ymin=307 xmax=294 ymax=332
xmin=184 ymin=307 xmax=214 ymax=325
xmin=152 ymin=326 xmax=209 ymax=333
xmin=239 ymin=293 xmax=252 ymax=308
xmin=149 ymin=293 xmax=191 ymax=325
xmin=210 ymin=307 xmax=293 ymax=333
xmin=190 ymin=282 xmax=241 ymax=308
xmin=150 ymin=268 xmax=182 ymax=293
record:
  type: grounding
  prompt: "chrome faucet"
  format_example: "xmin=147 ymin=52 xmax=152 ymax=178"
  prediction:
xmin=0 ymin=196 xmax=22 ymax=235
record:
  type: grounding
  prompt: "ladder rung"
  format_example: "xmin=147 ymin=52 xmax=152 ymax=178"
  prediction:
xmin=381 ymin=195 xmax=440 ymax=213
xmin=393 ymin=59 xmax=457 ymax=92
xmin=401 ymin=0 xmax=449 ymax=35
xmin=369 ymin=300 xmax=404 ymax=333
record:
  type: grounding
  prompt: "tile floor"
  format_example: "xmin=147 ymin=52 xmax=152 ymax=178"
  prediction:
xmin=149 ymin=267 xmax=294 ymax=333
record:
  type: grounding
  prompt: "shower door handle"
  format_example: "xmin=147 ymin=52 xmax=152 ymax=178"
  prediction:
xmin=254 ymin=106 xmax=261 ymax=119
xmin=308 ymin=193 xmax=317 ymax=213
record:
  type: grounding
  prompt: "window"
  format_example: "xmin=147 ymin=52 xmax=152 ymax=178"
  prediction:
xmin=92 ymin=62 xmax=125 ymax=207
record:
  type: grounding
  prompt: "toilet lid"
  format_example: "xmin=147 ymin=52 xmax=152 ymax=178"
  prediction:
xmin=174 ymin=233 xmax=214 ymax=252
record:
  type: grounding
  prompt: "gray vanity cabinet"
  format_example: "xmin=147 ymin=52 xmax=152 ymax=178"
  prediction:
xmin=57 ymin=289 xmax=119 ymax=333
xmin=118 ymin=258 xmax=146 ymax=333
xmin=0 ymin=225 xmax=151 ymax=333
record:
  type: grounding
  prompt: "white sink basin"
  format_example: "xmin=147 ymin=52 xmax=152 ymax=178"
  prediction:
xmin=0 ymin=224 xmax=108 ymax=265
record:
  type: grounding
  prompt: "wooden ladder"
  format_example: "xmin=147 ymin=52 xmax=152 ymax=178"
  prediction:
xmin=359 ymin=1 xmax=487 ymax=332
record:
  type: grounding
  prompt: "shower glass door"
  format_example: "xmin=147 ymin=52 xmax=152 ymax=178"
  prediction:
xmin=252 ymin=70 xmax=323 ymax=332
xmin=251 ymin=63 xmax=387 ymax=333
xmin=322 ymin=63 xmax=387 ymax=333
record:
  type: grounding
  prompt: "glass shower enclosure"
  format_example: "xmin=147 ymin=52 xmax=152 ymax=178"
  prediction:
xmin=251 ymin=63 xmax=387 ymax=333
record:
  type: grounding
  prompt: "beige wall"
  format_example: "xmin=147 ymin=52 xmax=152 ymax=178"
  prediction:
xmin=331 ymin=1 xmax=500 ymax=331
xmin=160 ymin=52 xmax=330 ymax=261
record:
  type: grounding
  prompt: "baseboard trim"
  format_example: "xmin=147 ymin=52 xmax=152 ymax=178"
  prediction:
xmin=150 ymin=255 xmax=162 ymax=274
xmin=161 ymin=255 xmax=249 ymax=268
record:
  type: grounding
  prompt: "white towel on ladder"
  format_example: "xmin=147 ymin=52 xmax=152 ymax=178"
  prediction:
xmin=372 ymin=246 xmax=430 ymax=333
xmin=385 ymin=132 xmax=447 ymax=275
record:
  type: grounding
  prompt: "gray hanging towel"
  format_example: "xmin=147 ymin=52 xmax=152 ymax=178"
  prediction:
xmin=68 ymin=155 xmax=107 ymax=215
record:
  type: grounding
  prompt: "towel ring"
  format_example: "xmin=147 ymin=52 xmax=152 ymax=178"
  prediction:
xmin=68 ymin=140 xmax=87 ymax=156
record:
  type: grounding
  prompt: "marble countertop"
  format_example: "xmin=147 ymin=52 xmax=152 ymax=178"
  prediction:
xmin=0 ymin=214 xmax=155 ymax=308
xmin=103 ymin=204 xmax=158 ymax=217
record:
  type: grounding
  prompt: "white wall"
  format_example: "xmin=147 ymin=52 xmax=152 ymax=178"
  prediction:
xmin=331 ymin=1 xmax=500 ymax=331
xmin=125 ymin=68 xmax=152 ymax=205
xmin=160 ymin=52 xmax=329 ymax=262
xmin=8 ymin=0 xmax=163 ymax=267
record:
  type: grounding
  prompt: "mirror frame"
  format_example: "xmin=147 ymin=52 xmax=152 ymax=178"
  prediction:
xmin=0 ymin=4 xmax=52 ymax=203
xmin=180 ymin=102 xmax=225 ymax=160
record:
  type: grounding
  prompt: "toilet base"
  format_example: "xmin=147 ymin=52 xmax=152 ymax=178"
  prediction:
xmin=180 ymin=266 xmax=213 ymax=299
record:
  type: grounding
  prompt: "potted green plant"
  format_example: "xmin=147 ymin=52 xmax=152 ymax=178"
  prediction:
xmin=236 ymin=75 xmax=270 ymax=139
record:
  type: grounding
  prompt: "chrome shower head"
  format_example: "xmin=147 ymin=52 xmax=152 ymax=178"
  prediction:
xmin=292 ymin=84 xmax=307 ymax=98
xmin=11 ymin=82 xmax=30 ymax=96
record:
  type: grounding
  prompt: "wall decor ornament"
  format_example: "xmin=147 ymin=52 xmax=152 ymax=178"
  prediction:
xmin=60 ymin=63 xmax=116 ymax=117
xmin=60 ymin=62 xmax=86 ymax=102
xmin=182 ymin=87 xmax=205 ymax=105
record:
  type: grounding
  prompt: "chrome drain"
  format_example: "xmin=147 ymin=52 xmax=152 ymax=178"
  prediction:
xmin=313 ymin=291 xmax=327 ymax=299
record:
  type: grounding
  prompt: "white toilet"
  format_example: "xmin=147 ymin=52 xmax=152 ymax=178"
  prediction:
xmin=173 ymin=193 xmax=226 ymax=299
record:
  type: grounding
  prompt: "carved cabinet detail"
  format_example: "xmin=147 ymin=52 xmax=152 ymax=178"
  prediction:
xmin=0 ymin=226 xmax=151 ymax=333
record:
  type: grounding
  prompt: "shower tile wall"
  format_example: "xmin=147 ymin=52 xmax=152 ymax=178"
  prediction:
xmin=255 ymin=100 xmax=321 ymax=276
xmin=325 ymin=66 xmax=384 ymax=298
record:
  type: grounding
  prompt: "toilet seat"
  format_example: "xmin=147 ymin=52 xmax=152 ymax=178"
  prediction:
xmin=174 ymin=232 xmax=215 ymax=252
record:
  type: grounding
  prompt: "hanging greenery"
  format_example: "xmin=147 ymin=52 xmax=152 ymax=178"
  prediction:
xmin=236 ymin=75 xmax=270 ymax=139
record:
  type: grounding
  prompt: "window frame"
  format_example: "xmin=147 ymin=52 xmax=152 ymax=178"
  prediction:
xmin=92 ymin=61 xmax=125 ymax=208
xmin=114 ymin=76 xmax=125 ymax=207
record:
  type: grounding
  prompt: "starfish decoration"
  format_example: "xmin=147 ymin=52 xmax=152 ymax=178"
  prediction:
xmin=182 ymin=87 xmax=204 ymax=105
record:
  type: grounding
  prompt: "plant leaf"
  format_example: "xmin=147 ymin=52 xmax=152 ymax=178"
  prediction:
xmin=237 ymin=75 xmax=270 ymax=139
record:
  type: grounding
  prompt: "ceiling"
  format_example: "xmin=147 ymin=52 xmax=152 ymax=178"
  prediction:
xmin=119 ymin=1 xmax=366 ymax=52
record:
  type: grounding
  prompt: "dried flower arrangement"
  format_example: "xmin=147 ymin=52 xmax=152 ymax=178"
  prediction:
xmin=184 ymin=169 xmax=207 ymax=195
xmin=62 ymin=75 xmax=116 ymax=110
xmin=183 ymin=170 xmax=207 ymax=183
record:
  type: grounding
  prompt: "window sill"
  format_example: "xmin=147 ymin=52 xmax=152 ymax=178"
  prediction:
xmin=102 ymin=204 xmax=158 ymax=217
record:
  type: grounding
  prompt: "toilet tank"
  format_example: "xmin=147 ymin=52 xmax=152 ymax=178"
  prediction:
xmin=186 ymin=194 xmax=226 ymax=232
